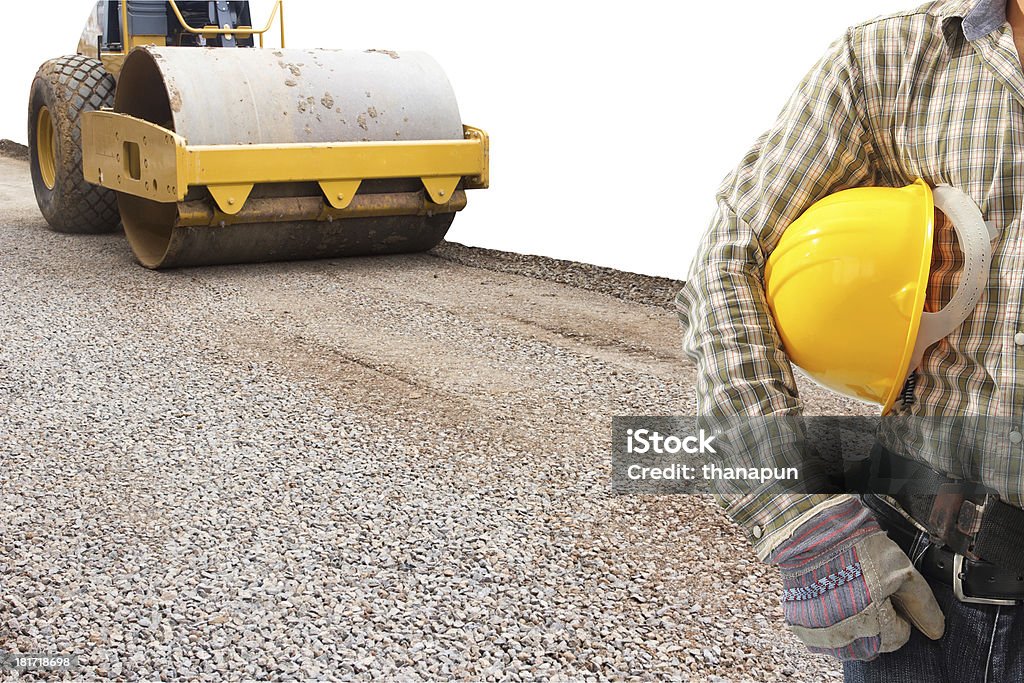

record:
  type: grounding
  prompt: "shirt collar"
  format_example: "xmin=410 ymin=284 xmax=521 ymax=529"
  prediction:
xmin=942 ymin=0 xmax=1007 ymax=45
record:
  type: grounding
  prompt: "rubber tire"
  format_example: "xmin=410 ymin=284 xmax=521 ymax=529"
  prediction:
xmin=28 ymin=55 xmax=120 ymax=234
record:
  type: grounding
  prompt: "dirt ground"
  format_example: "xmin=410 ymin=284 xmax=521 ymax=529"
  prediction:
xmin=0 ymin=149 xmax=869 ymax=680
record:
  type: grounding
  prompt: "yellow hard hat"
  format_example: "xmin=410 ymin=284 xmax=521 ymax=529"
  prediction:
xmin=764 ymin=179 xmax=993 ymax=414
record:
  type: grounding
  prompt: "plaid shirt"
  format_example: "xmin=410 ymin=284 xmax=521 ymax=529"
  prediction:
xmin=677 ymin=0 xmax=1024 ymax=560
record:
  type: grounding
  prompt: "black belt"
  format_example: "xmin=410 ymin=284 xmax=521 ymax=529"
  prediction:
xmin=864 ymin=492 xmax=1024 ymax=605
xmin=853 ymin=443 xmax=1024 ymax=576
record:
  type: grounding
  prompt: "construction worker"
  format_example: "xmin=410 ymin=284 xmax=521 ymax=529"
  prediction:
xmin=677 ymin=0 xmax=1024 ymax=680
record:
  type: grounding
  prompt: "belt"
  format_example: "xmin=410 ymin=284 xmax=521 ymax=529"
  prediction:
xmin=852 ymin=443 xmax=1024 ymax=576
xmin=863 ymin=492 xmax=1024 ymax=605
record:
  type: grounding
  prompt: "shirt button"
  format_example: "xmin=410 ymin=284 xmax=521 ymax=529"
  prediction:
xmin=752 ymin=525 xmax=763 ymax=539
xmin=1012 ymin=431 xmax=1023 ymax=445
xmin=1015 ymin=333 xmax=1024 ymax=346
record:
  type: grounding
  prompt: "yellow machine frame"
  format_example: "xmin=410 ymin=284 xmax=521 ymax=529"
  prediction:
xmin=83 ymin=112 xmax=489 ymax=215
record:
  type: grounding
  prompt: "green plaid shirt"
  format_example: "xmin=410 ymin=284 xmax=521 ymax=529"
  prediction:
xmin=677 ymin=0 xmax=1024 ymax=559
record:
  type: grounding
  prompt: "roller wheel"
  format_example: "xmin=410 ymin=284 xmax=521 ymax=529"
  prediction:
xmin=28 ymin=55 xmax=119 ymax=234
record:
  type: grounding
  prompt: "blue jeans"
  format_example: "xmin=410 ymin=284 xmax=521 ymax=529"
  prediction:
xmin=843 ymin=549 xmax=1024 ymax=682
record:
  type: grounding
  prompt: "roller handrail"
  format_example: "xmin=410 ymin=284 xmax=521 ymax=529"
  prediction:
xmin=119 ymin=0 xmax=285 ymax=49
xmin=167 ymin=0 xmax=285 ymax=47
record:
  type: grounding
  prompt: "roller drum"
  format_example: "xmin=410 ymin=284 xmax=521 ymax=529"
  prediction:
xmin=114 ymin=47 xmax=465 ymax=268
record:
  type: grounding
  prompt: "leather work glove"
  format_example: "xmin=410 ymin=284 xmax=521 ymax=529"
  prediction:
xmin=767 ymin=497 xmax=945 ymax=661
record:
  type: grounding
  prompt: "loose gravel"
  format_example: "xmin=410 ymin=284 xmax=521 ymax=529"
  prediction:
xmin=0 ymin=155 xmax=873 ymax=681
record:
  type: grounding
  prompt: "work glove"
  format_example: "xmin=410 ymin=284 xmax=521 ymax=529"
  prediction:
xmin=767 ymin=497 xmax=945 ymax=661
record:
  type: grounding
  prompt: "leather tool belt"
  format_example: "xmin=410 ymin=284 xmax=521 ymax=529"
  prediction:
xmin=852 ymin=443 xmax=1024 ymax=605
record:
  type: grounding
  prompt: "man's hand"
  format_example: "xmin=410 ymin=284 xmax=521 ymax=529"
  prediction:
xmin=769 ymin=499 xmax=945 ymax=661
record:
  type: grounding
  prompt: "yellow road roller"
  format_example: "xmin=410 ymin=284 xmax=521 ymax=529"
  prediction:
xmin=28 ymin=0 xmax=489 ymax=268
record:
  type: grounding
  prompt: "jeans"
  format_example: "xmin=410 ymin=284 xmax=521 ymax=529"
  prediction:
xmin=843 ymin=546 xmax=1024 ymax=682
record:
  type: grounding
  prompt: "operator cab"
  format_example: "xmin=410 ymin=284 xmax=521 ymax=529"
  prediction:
xmin=82 ymin=1 xmax=255 ymax=54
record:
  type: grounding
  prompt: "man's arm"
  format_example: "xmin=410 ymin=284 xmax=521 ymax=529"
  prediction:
xmin=676 ymin=27 xmax=882 ymax=559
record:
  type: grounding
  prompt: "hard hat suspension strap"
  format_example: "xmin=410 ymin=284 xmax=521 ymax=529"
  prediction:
xmin=909 ymin=185 xmax=994 ymax=371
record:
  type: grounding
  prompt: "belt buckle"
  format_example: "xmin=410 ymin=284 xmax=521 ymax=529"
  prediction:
xmin=952 ymin=554 xmax=1019 ymax=606
xmin=929 ymin=485 xmax=989 ymax=561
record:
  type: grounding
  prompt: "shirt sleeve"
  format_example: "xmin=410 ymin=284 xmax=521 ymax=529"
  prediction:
xmin=675 ymin=27 xmax=881 ymax=560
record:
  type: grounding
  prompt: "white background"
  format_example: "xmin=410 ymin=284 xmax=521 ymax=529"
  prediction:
xmin=0 ymin=1 xmax=899 ymax=278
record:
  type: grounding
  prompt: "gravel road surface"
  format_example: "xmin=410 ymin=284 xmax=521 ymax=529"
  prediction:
xmin=0 ymin=152 xmax=872 ymax=681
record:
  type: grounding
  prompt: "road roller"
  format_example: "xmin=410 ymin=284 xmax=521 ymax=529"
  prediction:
xmin=28 ymin=0 xmax=489 ymax=268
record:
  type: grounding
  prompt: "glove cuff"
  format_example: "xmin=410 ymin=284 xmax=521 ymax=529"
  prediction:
xmin=768 ymin=497 xmax=882 ymax=570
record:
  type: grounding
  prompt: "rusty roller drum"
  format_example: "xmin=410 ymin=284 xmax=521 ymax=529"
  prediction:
xmin=114 ymin=47 xmax=465 ymax=269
